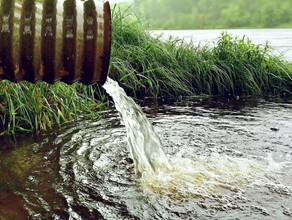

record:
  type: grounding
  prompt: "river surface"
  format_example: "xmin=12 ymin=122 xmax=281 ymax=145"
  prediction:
xmin=0 ymin=97 xmax=292 ymax=219
xmin=1 ymin=29 xmax=292 ymax=219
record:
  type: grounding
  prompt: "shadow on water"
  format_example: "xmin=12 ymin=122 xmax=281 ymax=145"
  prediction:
xmin=0 ymin=96 xmax=292 ymax=219
xmin=0 ymin=132 xmax=69 ymax=219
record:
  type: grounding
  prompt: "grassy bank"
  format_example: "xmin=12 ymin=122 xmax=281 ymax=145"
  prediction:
xmin=109 ymin=7 xmax=292 ymax=99
xmin=1 ymin=6 xmax=292 ymax=135
xmin=0 ymin=82 xmax=104 ymax=135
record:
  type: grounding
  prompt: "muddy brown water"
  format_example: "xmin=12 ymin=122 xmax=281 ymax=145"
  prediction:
xmin=0 ymin=97 xmax=292 ymax=219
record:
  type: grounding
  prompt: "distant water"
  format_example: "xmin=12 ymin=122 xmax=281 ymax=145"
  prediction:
xmin=150 ymin=29 xmax=292 ymax=61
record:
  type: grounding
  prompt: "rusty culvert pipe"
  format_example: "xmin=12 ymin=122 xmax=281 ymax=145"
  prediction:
xmin=0 ymin=0 xmax=111 ymax=85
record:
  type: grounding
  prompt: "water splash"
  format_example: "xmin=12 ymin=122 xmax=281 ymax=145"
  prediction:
xmin=102 ymin=77 xmax=172 ymax=177
xmin=1 ymin=89 xmax=291 ymax=218
xmin=102 ymin=77 xmax=291 ymax=200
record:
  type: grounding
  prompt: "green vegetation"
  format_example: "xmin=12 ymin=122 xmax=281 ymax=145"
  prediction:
xmin=0 ymin=6 xmax=292 ymax=135
xmin=129 ymin=0 xmax=292 ymax=29
xmin=0 ymin=81 xmax=104 ymax=135
xmin=109 ymin=6 xmax=292 ymax=98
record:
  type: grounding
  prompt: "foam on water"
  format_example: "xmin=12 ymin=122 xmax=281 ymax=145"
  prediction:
xmin=102 ymin=77 xmax=291 ymax=199
xmin=0 ymin=78 xmax=289 ymax=219
xmin=140 ymin=153 xmax=292 ymax=200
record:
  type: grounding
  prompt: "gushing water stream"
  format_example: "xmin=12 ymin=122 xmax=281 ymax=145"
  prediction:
xmin=102 ymin=77 xmax=172 ymax=177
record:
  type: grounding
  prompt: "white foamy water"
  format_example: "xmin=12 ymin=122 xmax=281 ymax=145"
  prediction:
xmin=102 ymin=77 xmax=292 ymax=202
xmin=53 ymin=90 xmax=292 ymax=219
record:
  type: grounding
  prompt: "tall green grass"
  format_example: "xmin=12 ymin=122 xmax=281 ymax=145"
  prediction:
xmin=110 ymin=7 xmax=195 ymax=99
xmin=110 ymin=6 xmax=292 ymax=98
xmin=0 ymin=81 xmax=104 ymax=135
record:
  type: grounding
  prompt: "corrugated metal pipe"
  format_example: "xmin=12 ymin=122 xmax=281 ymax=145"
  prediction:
xmin=0 ymin=0 xmax=111 ymax=85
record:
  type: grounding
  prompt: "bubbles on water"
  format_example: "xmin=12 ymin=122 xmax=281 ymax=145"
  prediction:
xmin=101 ymin=78 xmax=292 ymax=218
xmin=139 ymin=152 xmax=284 ymax=198
xmin=55 ymin=87 xmax=292 ymax=219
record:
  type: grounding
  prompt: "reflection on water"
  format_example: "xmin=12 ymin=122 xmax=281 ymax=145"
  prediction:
xmin=0 ymin=97 xmax=292 ymax=219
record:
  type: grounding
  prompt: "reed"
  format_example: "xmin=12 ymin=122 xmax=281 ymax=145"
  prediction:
xmin=0 ymin=81 xmax=104 ymax=135
xmin=109 ymin=6 xmax=292 ymax=99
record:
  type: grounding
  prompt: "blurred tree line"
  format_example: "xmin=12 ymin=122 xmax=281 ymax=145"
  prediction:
xmin=123 ymin=0 xmax=292 ymax=29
